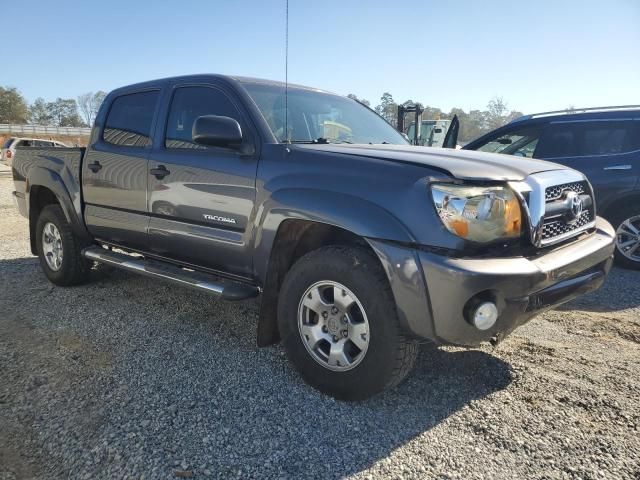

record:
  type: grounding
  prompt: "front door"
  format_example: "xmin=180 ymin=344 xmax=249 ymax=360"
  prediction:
xmin=82 ymin=89 xmax=160 ymax=250
xmin=146 ymin=84 xmax=258 ymax=279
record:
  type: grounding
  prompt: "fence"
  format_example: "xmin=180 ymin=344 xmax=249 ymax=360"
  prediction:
xmin=0 ymin=124 xmax=91 ymax=136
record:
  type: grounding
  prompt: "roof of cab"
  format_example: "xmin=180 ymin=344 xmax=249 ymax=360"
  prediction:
xmin=107 ymin=74 xmax=335 ymax=96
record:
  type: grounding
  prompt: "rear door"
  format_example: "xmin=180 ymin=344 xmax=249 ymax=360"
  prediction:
xmin=146 ymin=83 xmax=259 ymax=278
xmin=535 ymin=120 xmax=640 ymax=211
xmin=82 ymin=89 xmax=161 ymax=250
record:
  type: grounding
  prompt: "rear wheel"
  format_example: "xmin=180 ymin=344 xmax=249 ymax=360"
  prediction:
xmin=36 ymin=205 xmax=91 ymax=286
xmin=277 ymin=245 xmax=418 ymax=400
xmin=612 ymin=206 xmax=640 ymax=270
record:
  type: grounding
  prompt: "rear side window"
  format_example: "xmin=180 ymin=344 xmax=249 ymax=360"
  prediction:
xmin=103 ymin=91 xmax=159 ymax=147
xmin=582 ymin=124 xmax=637 ymax=155
xmin=165 ymin=86 xmax=244 ymax=149
xmin=537 ymin=121 xmax=640 ymax=158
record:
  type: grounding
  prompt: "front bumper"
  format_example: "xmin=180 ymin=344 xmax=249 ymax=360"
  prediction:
xmin=368 ymin=217 xmax=615 ymax=347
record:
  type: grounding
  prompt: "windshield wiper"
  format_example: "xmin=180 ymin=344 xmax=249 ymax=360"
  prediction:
xmin=285 ymin=137 xmax=353 ymax=145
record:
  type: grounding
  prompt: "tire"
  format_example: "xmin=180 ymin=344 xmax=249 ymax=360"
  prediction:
xmin=610 ymin=206 xmax=640 ymax=270
xmin=35 ymin=205 xmax=91 ymax=286
xmin=277 ymin=245 xmax=418 ymax=401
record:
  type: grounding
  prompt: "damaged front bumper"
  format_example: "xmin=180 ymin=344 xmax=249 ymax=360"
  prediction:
xmin=368 ymin=216 xmax=615 ymax=347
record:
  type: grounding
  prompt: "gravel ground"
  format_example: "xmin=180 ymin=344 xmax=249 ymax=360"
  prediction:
xmin=1 ymin=165 xmax=639 ymax=479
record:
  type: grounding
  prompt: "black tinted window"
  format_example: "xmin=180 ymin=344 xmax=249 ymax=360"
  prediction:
xmin=104 ymin=91 xmax=159 ymax=147
xmin=537 ymin=126 xmax=577 ymax=157
xmin=582 ymin=124 xmax=635 ymax=155
xmin=537 ymin=121 xmax=640 ymax=158
xmin=165 ymin=86 xmax=243 ymax=149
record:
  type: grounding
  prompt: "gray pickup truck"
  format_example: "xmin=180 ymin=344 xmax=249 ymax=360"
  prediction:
xmin=11 ymin=74 xmax=616 ymax=400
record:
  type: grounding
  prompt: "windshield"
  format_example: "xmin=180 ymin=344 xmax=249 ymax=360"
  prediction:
xmin=241 ymin=83 xmax=408 ymax=145
xmin=2 ymin=138 xmax=15 ymax=149
xmin=477 ymin=127 xmax=541 ymax=158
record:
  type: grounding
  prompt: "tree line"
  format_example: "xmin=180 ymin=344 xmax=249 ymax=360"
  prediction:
xmin=349 ymin=93 xmax=523 ymax=144
xmin=0 ymin=86 xmax=106 ymax=128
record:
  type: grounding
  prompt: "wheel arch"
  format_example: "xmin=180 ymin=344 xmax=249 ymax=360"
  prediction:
xmin=255 ymin=218 xmax=392 ymax=347
xmin=252 ymin=189 xmax=417 ymax=347
xmin=600 ymin=191 xmax=640 ymax=223
xmin=27 ymin=167 xmax=89 ymax=255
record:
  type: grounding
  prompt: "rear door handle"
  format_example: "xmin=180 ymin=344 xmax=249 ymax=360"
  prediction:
xmin=150 ymin=165 xmax=170 ymax=179
xmin=87 ymin=161 xmax=102 ymax=173
xmin=603 ymin=164 xmax=632 ymax=171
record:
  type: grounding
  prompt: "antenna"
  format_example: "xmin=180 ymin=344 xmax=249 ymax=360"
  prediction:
xmin=284 ymin=0 xmax=289 ymax=143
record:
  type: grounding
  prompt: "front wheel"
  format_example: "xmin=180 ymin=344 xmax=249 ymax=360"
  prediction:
xmin=612 ymin=207 xmax=640 ymax=270
xmin=277 ymin=245 xmax=418 ymax=400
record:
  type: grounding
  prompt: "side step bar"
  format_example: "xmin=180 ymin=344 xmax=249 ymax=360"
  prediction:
xmin=82 ymin=246 xmax=259 ymax=301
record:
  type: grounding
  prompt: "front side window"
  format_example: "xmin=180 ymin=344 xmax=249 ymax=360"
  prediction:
xmin=103 ymin=91 xmax=159 ymax=147
xmin=242 ymin=82 xmax=408 ymax=145
xmin=477 ymin=127 xmax=541 ymax=158
xmin=536 ymin=125 xmax=576 ymax=157
xmin=165 ymin=86 xmax=244 ymax=149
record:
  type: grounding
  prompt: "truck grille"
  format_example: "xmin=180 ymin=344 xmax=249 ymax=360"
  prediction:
xmin=545 ymin=182 xmax=585 ymax=201
xmin=541 ymin=180 xmax=595 ymax=245
xmin=542 ymin=210 xmax=592 ymax=240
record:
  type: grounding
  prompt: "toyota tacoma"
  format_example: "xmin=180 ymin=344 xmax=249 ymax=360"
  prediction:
xmin=10 ymin=74 xmax=616 ymax=400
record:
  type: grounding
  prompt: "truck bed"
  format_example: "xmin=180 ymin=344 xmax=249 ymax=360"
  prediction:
xmin=12 ymin=146 xmax=85 ymax=218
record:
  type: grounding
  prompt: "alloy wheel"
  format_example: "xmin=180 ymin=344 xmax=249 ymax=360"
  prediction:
xmin=297 ymin=280 xmax=370 ymax=372
xmin=42 ymin=222 xmax=64 ymax=271
xmin=616 ymin=215 xmax=640 ymax=263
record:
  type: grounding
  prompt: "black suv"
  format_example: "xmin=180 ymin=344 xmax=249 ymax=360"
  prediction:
xmin=463 ymin=107 xmax=640 ymax=269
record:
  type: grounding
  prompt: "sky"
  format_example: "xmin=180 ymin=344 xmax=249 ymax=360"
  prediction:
xmin=4 ymin=0 xmax=639 ymax=115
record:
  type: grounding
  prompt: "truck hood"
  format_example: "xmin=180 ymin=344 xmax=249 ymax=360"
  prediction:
xmin=293 ymin=144 xmax=566 ymax=181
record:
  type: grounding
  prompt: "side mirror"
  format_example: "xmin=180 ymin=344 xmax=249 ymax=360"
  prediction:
xmin=192 ymin=115 xmax=242 ymax=148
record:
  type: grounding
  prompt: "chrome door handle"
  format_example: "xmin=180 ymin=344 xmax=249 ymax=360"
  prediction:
xmin=603 ymin=164 xmax=632 ymax=171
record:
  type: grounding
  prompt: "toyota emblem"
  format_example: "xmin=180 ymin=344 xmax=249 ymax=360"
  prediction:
xmin=565 ymin=191 xmax=584 ymax=221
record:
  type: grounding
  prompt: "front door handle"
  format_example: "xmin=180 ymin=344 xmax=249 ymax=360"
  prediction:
xmin=87 ymin=161 xmax=102 ymax=173
xmin=603 ymin=164 xmax=632 ymax=171
xmin=150 ymin=165 xmax=170 ymax=179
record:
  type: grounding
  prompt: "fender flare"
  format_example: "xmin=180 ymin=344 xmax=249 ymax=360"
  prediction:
xmin=253 ymin=188 xmax=415 ymax=284
xmin=27 ymin=167 xmax=90 ymax=241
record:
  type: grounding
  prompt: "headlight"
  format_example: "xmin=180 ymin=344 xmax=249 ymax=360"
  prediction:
xmin=431 ymin=183 xmax=522 ymax=242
